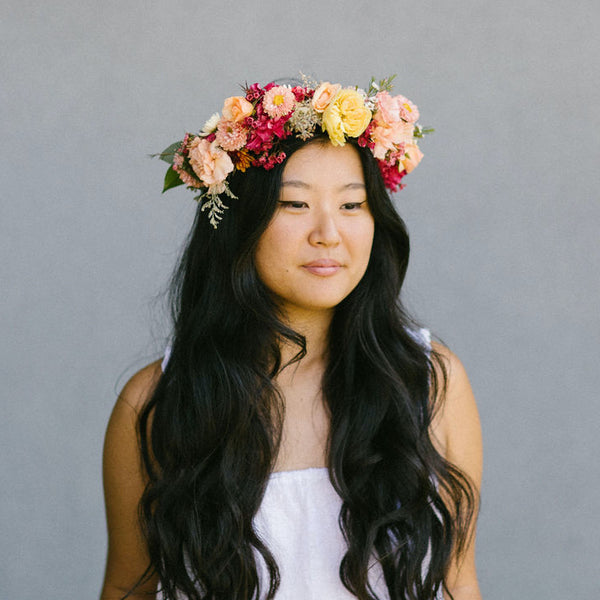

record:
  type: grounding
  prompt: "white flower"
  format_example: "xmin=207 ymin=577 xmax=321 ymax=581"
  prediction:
xmin=202 ymin=112 xmax=220 ymax=134
xmin=355 ymin=87 xmax=375 ymax=111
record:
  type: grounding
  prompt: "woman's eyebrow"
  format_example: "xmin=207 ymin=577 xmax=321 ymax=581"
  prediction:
xmin=281 ymin=180 xmax=366 ymax=191
xmin=280 ymin=180 xmax=311 ymax=188
xmin=342 ymin=182 xmax=366 ymax=190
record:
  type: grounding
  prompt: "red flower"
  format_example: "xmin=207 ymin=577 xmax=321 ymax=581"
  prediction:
xmin=245 ymin=83 xmax=265 ymax=102
xmin=357 ymin=121 xmax=375 ymax=149
xmin=292 ymin=86 xmax=308 ymax=102
xmin=377 ymin=160 xmax=407 ymax=193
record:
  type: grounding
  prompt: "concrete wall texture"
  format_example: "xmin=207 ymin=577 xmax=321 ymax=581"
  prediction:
xmin=2 ymin=1 xmax=599 ymax=598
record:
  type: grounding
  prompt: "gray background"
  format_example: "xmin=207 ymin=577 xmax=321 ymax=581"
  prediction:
xmin=2 ymin=1 xmax=598 ymax=598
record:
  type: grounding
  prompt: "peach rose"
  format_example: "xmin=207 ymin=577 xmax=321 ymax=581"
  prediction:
xmin=401 ymin=143 xmax=423 ymax=173
xmin=222 ymin=96 xmax=254 ymax=123
xmin=188 ymin=137 xmax=234 ymax=186
xmin=322 ymin=89 xmax=372 ymax=146
xmin=312 ymin=82 xmax=341 ymax=113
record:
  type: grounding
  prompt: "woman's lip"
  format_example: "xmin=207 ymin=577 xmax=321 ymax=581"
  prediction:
xmin=303 ymin=260 xmax=341 ymax=267
xmin=302 ymin=264 xmax=342 ymax=276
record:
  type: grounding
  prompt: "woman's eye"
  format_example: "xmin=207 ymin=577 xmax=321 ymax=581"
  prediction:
xmin=278 ymin=201 xmax=307 ymax=209
xmin=341 ymin=202 xmax=365 ymax=211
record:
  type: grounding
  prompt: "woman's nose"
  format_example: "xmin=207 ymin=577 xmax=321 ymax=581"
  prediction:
xmin=308 ymin=209 xmax=341 ymax=247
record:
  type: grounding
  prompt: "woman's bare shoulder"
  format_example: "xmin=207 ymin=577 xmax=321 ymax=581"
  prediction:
xmin=429 ymin=345 xmax=482 ymax=596
xmin=429 ymin=341 xmax=482 ymax=479
xmin=101 ymin=360 xmax=163 ymax=597
xmin=117 ymin=359 xmax=163 ymax=415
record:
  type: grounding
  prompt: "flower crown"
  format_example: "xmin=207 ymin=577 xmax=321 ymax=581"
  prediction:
xmin=158 ymin=75 xmax=432 ymax=228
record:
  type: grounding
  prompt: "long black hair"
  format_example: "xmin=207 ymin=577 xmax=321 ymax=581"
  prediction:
xmin=134 ymin=135 xmax=477 ymax=600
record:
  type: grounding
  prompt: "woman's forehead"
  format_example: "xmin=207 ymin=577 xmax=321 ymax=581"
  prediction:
xmin=281 ymin=143 xmax=365 ymax=185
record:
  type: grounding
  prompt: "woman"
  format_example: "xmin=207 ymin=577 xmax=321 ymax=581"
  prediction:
xmin=101 ymin=77 xmax=482 ymax=600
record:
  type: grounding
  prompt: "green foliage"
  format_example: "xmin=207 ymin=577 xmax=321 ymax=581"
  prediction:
xmin=413 ymin=126 xmax=435 ymax=139
xmin=367 ymin=74 xmax=397 ymax=96
xmin=149 ymin=141 xmax=183 ymax=164
xmin=163 ymin=166 xmax=185 ymax=193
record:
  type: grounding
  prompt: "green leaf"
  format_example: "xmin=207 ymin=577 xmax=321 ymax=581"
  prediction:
xmin=163 ymin=166 xmax=185 ymax=193
xmin=378 ymin=74 xmax=396 ymax=92
xmin=413 ymin=126 xmax=435 ymax=139
xmin=152 ymin=141 xmax=183 ymax=164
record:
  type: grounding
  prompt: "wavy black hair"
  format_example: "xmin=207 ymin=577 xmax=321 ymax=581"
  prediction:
xmin=134 ymin=135 xmax=476 ymax=600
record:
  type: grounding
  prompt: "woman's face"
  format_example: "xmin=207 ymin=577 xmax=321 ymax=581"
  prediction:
xmin=254 ymin=142 xmax=375 ymax=320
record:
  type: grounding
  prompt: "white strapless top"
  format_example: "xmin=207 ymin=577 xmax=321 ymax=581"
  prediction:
xmin=253 ymin=467 xmax=389 ymax=599
xmin=158 ymin=328 xmax=441 ymax=599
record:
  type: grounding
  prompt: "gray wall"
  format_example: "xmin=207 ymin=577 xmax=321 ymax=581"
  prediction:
xmin=2 ymin=1 xmax=599 ymax=598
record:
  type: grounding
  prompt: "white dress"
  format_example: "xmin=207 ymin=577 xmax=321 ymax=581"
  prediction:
xmin=158 ymin=329 xmax=443 ymax=599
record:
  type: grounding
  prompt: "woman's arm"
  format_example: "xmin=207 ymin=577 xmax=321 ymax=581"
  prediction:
xmin=100 ymin=362 xmax=162 ymax=600
xmin=430 ymin=343 xmax=483 ymax=600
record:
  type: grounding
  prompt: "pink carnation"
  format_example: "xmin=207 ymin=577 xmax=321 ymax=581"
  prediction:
xmin=172 ymin=153 xmax=201 ymax=188
xmin=215 ymin=119 xmax=247 ymax=151
xmin=371 ymin=120 xmax=415 ymax=160
xmin=188 ymin=137 xmax=234 ymax=187
xmin=180 ymin=133 xmax=190 ymax=155
xmin=262 ymin=86 xmax=296 ymax=118
xmin=375 ymin=91 xmax=402 ymax=125
xmin=173 ymin=153 xmax=184 ymax=169
xmin=177 ymin=169 xmax=201 ymax=188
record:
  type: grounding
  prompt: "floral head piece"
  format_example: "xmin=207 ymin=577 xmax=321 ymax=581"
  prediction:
xmin=158 ymin=75 xmax=432 ymax=228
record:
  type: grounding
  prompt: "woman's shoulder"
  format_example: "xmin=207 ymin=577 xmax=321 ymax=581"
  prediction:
xmin=102 ymin=361 xmax=162 ymax=596
xmin=429 ymin=341 xmax=482 ymax=479
xmin=117 ymin=359 xmax=164 ymax=415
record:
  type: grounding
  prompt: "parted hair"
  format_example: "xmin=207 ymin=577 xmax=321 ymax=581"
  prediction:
xmin=134 ymin=136 xmax=476 ymax=600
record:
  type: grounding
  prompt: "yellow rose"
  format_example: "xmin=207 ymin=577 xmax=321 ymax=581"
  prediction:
xmin=322 ymin=89 xmax=372 ymax=146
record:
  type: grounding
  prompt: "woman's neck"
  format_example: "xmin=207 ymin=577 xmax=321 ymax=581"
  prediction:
xmin=277 ymin=307 xmax=333 ymax=380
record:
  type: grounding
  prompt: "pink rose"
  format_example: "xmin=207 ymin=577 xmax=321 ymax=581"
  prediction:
xmin=312 ymin=82 xmax=341 ymax=113
xmin=222 ymin=96 xmax=254 ymax=123
xmin=401 ymin=143 xmax=423 ymax=173
xmin=188 ymin=137 xmax=234 ymax=186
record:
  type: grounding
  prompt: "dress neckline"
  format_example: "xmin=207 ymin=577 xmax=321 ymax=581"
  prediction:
xmin=268 ymin=466 xmax=328 ymax=480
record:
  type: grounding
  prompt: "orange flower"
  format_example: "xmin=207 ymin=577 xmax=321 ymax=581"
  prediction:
xmin=312 ymin=82 xmax=341 ymax=113
xmin=222 ymin=96 xmax=254 ymax=123
xmin=231 ymin=149 xmax=253 ymax=172
xmin=402 ymin=143 xmax=424 ymax=173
